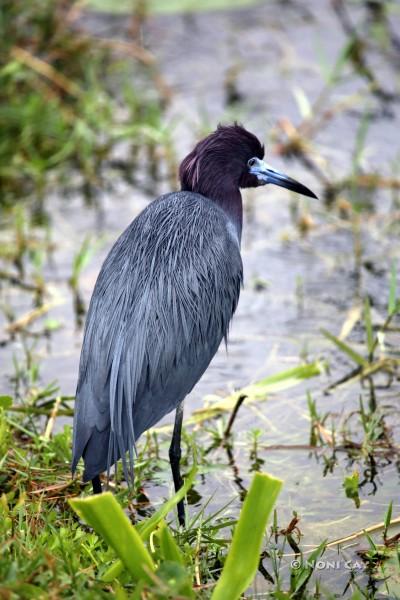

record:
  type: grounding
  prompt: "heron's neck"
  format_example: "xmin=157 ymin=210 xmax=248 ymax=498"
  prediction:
xmin=213 ymin=185 xmax=243 ymax=241
xmin=181 ymin=172 xmax=243 ymax=240
xmin=195 ymin=176 xmax=242 ymax=240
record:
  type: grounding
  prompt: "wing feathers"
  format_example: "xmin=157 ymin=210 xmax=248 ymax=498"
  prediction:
xmin=72 ymin=192 xmax=242 ymax=481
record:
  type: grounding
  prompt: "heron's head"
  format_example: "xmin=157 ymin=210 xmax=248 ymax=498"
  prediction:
xmin=179 ymin=123 xmax=317 ymax=200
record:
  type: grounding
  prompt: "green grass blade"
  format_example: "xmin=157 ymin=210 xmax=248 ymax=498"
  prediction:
xmin=211 ymin=472 xmax=282 ymax=600
xmin=321 ymin=329 xmax=367 ymax=367
xmin=138 ymin=465 xmax=197 ymax=539
xmin=69 ymin=492 xmax=154 ymax=583
xmin=384 ymin=501 xmax=393 ymax=539
xmin=364 ymin=530 xmax=377 ymax=552
xmin=364 ymin=297 xmax=374 ymax=358
xmin=388 ymin=262 xmax=397 ymax=316
xmin=292 ymin=540 xmax=326 ymax=593
xmin=191 ymin=362 xmax=323 ymax=422
xmin=87 ymin=0 xmax=262 ymax=14
xmin=246 ymin=363 xmax=322 ymax=392
xmin=158 ymin=520 xmax=185 ymax=566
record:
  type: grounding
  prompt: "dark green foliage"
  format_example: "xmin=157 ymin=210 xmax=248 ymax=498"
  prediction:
xmin=0 ymin=0 xmax=167 ymax=206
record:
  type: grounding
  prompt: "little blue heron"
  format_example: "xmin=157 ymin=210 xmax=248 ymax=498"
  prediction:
xmin=72 ymin=124 xmax=316 ymax=524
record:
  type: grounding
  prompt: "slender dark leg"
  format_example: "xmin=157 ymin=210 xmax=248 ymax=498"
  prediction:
xmin=92 ymin=474 xmax=102 ymax=494
xmin=169 ymin=401 xmax=185 ymax=526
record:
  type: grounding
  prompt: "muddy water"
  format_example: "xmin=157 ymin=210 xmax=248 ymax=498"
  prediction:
xmin=1 ymin=1 xmax=400 ymax=595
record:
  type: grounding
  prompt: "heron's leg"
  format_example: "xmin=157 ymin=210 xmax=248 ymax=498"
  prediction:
xmin=169 ymin=401 xmax=185 ymax=526
xmin=92 ymin=475 xmax=102 ymax=494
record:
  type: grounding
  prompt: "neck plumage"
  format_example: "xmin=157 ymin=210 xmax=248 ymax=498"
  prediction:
xmin=184 ymin=176 xmax=243 ymax=241
xmin=211 ymin=184 xmax=243 ymax=242
xmin=179 ymin=153 xmax=244 ymax=240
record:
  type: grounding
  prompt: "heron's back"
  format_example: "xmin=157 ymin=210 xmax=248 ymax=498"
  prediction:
xmin=72 ymin=191 xmax=242 ymax=481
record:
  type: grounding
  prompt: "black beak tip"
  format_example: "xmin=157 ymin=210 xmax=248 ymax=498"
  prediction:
xmin=293 ymin=182 xmax=318 ymax=200
xmin=306 ymin=188 xmax=318 ymax=200
xmin=295 ymin=180 xmax=318 ymax=199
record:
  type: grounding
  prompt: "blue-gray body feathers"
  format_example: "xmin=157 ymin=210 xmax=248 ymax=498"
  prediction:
xmin=72 ymin=191 xmax=242 ymax=482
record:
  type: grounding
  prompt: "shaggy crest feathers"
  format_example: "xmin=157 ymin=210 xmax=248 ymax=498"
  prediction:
xmin=179 ymin=123 xmax=264 ymax=194
xmin=179 ymin=123 xmax=264 ymax=235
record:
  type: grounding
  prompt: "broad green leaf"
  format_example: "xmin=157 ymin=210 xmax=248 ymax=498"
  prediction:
xmin=0 ymin=396 xmax=13 ymax=409
xmin=321 ymin=329 xmax=367 ymax=367
xmin=102 ymin=466 xmax=196 ymax=582
xmin=69 ymin=492 xmax=154 ymax=583
xmin=211 ymin=472 xmax=282 ymax=600
xmin=156 ymin=560 xmax=194 ymax=598
xmin=158 ymin=520 xmax=185 ymax=566
xmin=8 ymin=584 xmax=45 ymax=598
xmin=113 ymin=583 xmax=129 ymax=600
xmin=343 ymin=472 xmax=360 ymax=509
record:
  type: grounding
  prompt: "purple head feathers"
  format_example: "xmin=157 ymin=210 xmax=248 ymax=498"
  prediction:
xmin=179 ymin=124 xmax=265 ymax=235
xmin=180 ymin=123 xmax=264 ymax=194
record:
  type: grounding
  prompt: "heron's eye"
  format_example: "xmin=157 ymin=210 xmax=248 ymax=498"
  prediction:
xmin=248 ymin=157 xmax=257 ymax=168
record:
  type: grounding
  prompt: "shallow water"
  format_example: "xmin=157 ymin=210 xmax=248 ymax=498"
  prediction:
xmin=1 ymin=1 xmax=400 ymax=596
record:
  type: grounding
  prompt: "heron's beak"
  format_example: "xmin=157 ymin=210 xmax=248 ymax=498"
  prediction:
xmin=249 ymin=158 xmax=318 ymax=199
